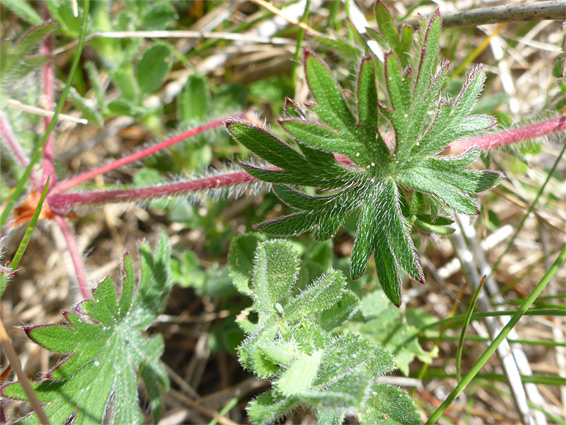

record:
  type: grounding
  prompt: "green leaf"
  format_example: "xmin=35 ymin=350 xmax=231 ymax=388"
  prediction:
xmin=285 ymin=269 xmax=347 ymax=321
xmin=0 ymin=21 xmax=56 ymax=92
xmin=46 ymin=0 xmax=81 ymax=36
xmin=317 ymin=409 xmax=345 ymax=425
xmin=348 ymin=289 xmax=438 ymax=376
xmin=111 ymin=64 xmax=140 ymax=101
xmin=2 ymin=234 xmax=173 ymax=424
xmin=374 ymin=0 xmax=398 ymax=51
xmin=413 ymin=9 xmax=441 ymax=108
xmin=357 ymin=56 xmax=390 ymax=164
xmin=247 ymin=391 xmax=298 ymax=425
xmin=281 ymin=118 xmax=361 ymax=161
xmin=179 ymin=74 xmax=209 ymax=123
xmin=359 ymin=383 xmax=422 ymax=424
xmin=137 ymin=43 xmax=172 ymax=94
xmin=277 ymin=350 xmax=323 ymax=396
xmin=452 ymin=66 xmax=486 ymax=120
xmin=228 ymin=121 xmax=308 ymax=173
xmin=398 ymin=169 xmax=479 ymax=214
xmin=304 ymin=50 xmax=362 ymax=148
xmin=228 ymin=8 xmax=502 ymax=306
xmin=232 ymin=240 xmax=420 ymax=424
xmin=320 ymin=290 xmax=361 ymax=330
xmin=414 ymin=214 xmax=455 ymax=235
xmin=85 ymin=61 xmax=108 ymax=114
xmin=398 ymin=25 xmax=413 ymax=68
xmin=0 ymin=0 xmax=42 ymax=25
xmin=252 ymin=240 xmax=299 ymax=314
xmin=228 ymin=233 xmax=265 ymax=296
xmin=68 ymin=87 xmax=104 ymax=127
xmin=141 ymin=3 xmax=178 ymax=30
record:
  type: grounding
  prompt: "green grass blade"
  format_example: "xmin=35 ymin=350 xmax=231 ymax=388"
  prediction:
xmin=0 ymin=0 xmax=90 ymax=229
xmin=426 ymin=244 xmax=566 ymax=424
xmin=456 ymin=275 xmax=485 ymax=381
xmin=421 ymin=334 xmax=566 ymax=348
xmin=0 ymin=176 xmax=50 ymax=298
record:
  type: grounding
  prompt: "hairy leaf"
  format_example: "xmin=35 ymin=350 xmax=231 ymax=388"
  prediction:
xmin=227 ymin=5 xmax=503 ymax=305
xmin=231 ymin=240 xmax=420 ymax=424
xmin=1 ymin=234 xmax=173 ymax=424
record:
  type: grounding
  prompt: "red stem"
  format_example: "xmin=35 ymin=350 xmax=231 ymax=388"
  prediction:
xmin=0 ymin=114 xmax=42 ymax=189
xmin=53 ymin=215 xmax=91 ymax=299
xmin=47 ymin=171 xmax=257 ymax=214
xmin=52 ymin=117 xmax=236 ymax=194
xmin=444 ymin=116 xmax=566 ymax=155
xmin=0 ymin=114 xmax=30 ymax=169
xmin=46 ymin=116 xmax=566 ymax=214
xmin=41 ymin=21 xmax=56 ymax=188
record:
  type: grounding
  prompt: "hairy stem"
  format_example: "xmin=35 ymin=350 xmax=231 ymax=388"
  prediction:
xmin=52 ymin=117 xmax=238 ymax=194
xmin=444 ymin=116 xmax=566 ymax=155
xmin=46 ymin=117 xmax=566 ymax=214
xmin=41 ymin=18 xmax=56 ymax=188
xmin=47 ymin=171 xmax=257 ymax=214
xmin=53 ymin=215 xmax=90 ymax=299
xmin=0 ymin=114 xmax=31 ymax=169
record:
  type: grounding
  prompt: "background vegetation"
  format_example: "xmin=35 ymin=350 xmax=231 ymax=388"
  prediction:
xmin=0 ymin=0 xmax=565 ymax=424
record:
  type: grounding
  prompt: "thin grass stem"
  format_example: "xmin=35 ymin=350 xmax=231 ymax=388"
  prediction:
xmin=457 ymin=275 xmax=486 ymax=381
xmin=426 ymin=245 xmax=566 ymax=424
xmin=0 ymin=177 xmax=50 ymax=298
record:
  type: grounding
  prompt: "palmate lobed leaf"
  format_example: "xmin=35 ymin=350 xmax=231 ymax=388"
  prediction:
xmin=1 ymin=233 xmax=173 ymax=424
xmin=227 ymin=5 xmax=504 ymax=306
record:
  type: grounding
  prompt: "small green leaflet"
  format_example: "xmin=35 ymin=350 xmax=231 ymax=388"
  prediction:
xmin=227 ymin=9 xmax=503 ymax=306
xmin=1 ymin=233 xmax=173 ymax=424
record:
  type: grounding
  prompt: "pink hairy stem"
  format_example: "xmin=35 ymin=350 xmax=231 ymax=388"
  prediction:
xmin=47 ymin=171 xmax=257 ymax=214
xmin=0 ymin=114 xmax=43 ymax=189
xmin=0 ymin=114 xmax=31 ymax=169
xmin=52 ymin=115 xmax=242 ymax=194
xmin=46 ymin=116 xmax=566 ymax=215
xmin=41 ymin=21 xmax=56 ymax=188
xmin=444 ymin=116 xmax=566 ymax=155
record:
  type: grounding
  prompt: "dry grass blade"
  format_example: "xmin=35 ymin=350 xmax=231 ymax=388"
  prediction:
xmin=250 ymin=0 xmax=323 ymax=36
xmin=451 ymin=216 xmax=535 ymax=425
xmin=0 ymin=317 xmax=49 ymax=425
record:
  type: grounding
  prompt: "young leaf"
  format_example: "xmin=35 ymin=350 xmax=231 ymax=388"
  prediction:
xmin=252 ymin=239 xmax=299 ymax=315
xmin=228 ymin=6 xmax=503 ymax=305
xmin=360 ymin=383 xmax=423 ymax=424
xmin=228 ymin=233 xmax=266 ymax=296
xmin=179 ymin=74 xmax=210 ymax=123
xmin=232 ymin=240 xmax=421 ymax=424
xmin=1 ymin=234 xmax=173 ymax=424
xmin=137 ymin=43 xmax=172 ymax=94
